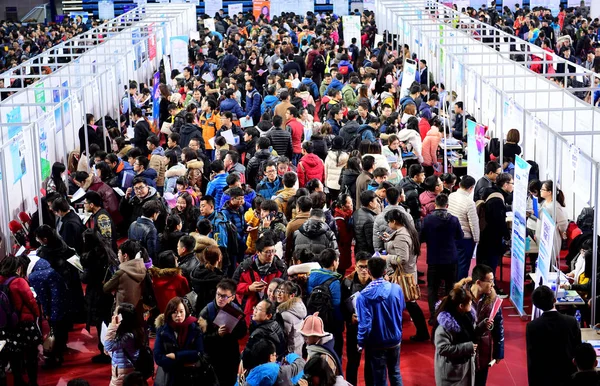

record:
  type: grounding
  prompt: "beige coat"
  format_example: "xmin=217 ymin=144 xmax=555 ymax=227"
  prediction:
xmin=324 ymin=150 xmax=349 ymax=190
xmin=385 ymin=226 xmax=418 ymax=280
xmin=149 ymin=153 xmax=167 ymax=187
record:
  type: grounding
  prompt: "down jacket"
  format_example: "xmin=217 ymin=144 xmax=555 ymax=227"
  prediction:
xmin=434 ymin=309 xmax=477 ymax=386
xmin=293 ymin=219 xmax=338 ymax=256
xmin=103 ymin=258 xmax=146 ymax=313
xmin=324 ymin=150 xmax=349 ymax=190
xmin=422 ymin=127 xmax=442 ymax=167
xmin=297 ymin=153 xmax=325 ymax=187
xmin=277 ymin=297 xmax=308 ymax=356
xmin=241 ymin=319 xmax=287 ymax=369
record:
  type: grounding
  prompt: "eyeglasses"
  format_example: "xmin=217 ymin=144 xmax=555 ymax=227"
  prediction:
xmin=252 ymin=306 xmax=265 ymax=312
xmin=133 ymin=185 xmax=147 ymax=191
xmin=261 ymin=249 xmax=276 ymax=255
xmin=216 ymin=293 xmax=233 ymax=300
xmin=357 ymin=265 xmax=368 ymax=270
xmin=265 ymin=169 xmax=277 ymax=174
xmin=275 ymin=289 xmax=289 ymax=295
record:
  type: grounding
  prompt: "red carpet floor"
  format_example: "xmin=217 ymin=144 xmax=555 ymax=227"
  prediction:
xmin=30 ymin=252 xmax=530 ymax=386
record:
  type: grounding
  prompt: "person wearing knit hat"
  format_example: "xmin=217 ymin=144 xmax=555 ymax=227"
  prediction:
xmin=324 ymin=136 xmax=349 ymax=205
xmin=298 ymin=313 xmax=344 ymax=377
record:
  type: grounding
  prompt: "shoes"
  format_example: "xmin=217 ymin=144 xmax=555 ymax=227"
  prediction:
xmin=418 ymin=279 xmax=426 ymax=285
xmin=91 ymin=353 xmax=112 ymax=364
xmin=410 ymin=334 xmax=430 ymax=342
xmin=417 ymin=271 xmax=425 ymax=277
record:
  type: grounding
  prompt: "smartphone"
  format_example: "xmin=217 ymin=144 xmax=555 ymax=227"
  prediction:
xmin=116 ymin=313 xmax=123 ymax=324
xmin=260 ymin=279 xmax=268 ymax=285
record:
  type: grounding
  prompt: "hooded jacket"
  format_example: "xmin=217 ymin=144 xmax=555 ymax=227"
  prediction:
xmin=206 ymin=172 xmax=229 ymax=208
xmin=341 ymin=84 xmax=358 ymax=110
xmin=103 ymin=258 xmax=147 ymax=312
xmin=247 ymin=149 xmax=275 ymax=188
xmin=189 ymin=265 xmax=225 ymax=315
xmin=324 ymin=78 xmax=343 ymax=96
xmin=434 ymin=309 xmax=476 ymax=386
xmin=422 ymin=127 xmax=442 ymax=166
xmin=293 ymin=220 xmax=338 ymax=256
xmin=148 ymin=267 xmax=190 ymax=313
xmin=261 ymin=95 xmax=280 ymax=115
xmin=297 ymin=153 xmax=325 ymax=187
xmin=399 ymin=176 xmax=424 ymax=225
xmin=307 ymin=268 xmax=343 ymax=322
xmin=356 ymin=278 xmax=405 ymax=348
xmin=277 ymin=297 xmax=308 ymax=356
xmin=421 ymin=209 xmax=464 ymax=265
xmin=242 ymin=319 xmax=287 ymax=368
xmin=137 ymin=167 xmax=158 ymax=188
xmin=179 ymin=123 xmax=204 ymax=151
xmin=220 ymin=97 xmax=245 ymax=119
xmin=324 ymin=150 xmax=349 ymax=190
xmin=339 ymin=120 xmax=360 ymax=150
xmin=339 ymin=169 xmax=360 ymax=205
xmin=242 ymin=354 xmax=305 ymax=386
xmin=128 ymin=217 xmax=158 ymax=259
xmin=85 ymin=175 xmax=123 ymax=225
xmin=257 ymin=176 xmax=283 ymax=199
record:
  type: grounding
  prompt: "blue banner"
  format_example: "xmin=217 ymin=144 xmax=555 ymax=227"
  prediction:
xmin=152 ymin=72 xmax=161 ymax=127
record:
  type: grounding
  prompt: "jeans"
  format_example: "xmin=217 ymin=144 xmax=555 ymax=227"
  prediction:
xmin=367 ymin=344 xmax=403 ymax=386
xmin=346 ymin=323 xmax=373 ymax=386
xmin=427 ymin=263 xmax=457 ymax=318
xmin=456 ymin=238 xmax=476 ymax=280
xmin=292 ymin=153 xmax=302 ymax=166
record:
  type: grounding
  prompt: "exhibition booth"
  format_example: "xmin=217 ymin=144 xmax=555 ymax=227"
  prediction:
xmin=0 ymin=3 xmax=197 ymax=255
xmin=375 ymin=0 xmax=600 ymax=321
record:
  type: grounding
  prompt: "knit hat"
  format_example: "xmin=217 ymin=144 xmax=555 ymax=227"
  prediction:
xmin=332 ymin=136 xmax=344 ymax=150
xmin=298 ymin=313 xmax=329 ymax=337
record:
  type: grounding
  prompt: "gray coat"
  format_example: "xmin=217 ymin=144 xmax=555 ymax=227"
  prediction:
xmin=277 ymin=297 xmax=307 ymax=356
xmin=434 ymin=311 xmax=476 ymax=386
xmin=384 ymin=227 xmax=418 ymax=279
xmin=373 ymin=205 xmax=414 ymax=252
xmin=293 ymin=219 xmax=338 ymax=256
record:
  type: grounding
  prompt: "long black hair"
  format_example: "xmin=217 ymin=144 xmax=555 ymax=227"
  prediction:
xmin=50 ymin=162 xmax=68 ymax=196
xmin=384 ymin=209 xmax=421 ymax=256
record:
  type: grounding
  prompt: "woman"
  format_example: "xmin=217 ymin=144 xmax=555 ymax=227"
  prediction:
xmin=44 ymin=162 xmax=68 ymax=197
xmin=334 ymin=193 xmax=355 ymax=275
xmin=182 ymin=148 xmax=204 ymax=194
xmin=286 ymin=189 xmax=310 ymax=222
xmin=159 ymin=83 xmax=172 ymax=129
xmin=526 ymin=179 xmax=543 ymax=215
xmin=537 ymin=180 xmax=569 ymax=257
xmin=325 ymin=136 xmax=350 ymax=202
xmin=104 ymin=303 xmax=141 ymax=386
xmin=253 ymin=55 xmax=269 ymax=92
xmin=172 ymin=192 xmax=200 ymax=233
xmin=357 ymin=85 xmax=371 ymax=111
xmin=420 ymin=175 xmax=441 ymax=218
xmin=434 ymin=286 xmax=477 ymax=386
xmin=398 ymin=117 xmax=423 ymax=164
xmin=382 ymin=134 xmax=403 ymax=185
xmin=300 ymin=108 xmax=315 ymax=136
xmin=113 ymin=137 xmax=133 ymax=159
xmin=189 ymin=245 xmax=225 ymax=315
xmin=0 ymin=255 xmax=41 ymax=385
xmin=441 ymin=173 xmax=457 ymax=195
xmin=159 ymin=215 xmax=186 ymax=255
xmin=339 ymin=157 xmax=361 ymax=208
xmin=150 ymin=251 xmax=190 ymax=314
xmin=96 ymin=161 xmax=118 ymax=187
xmin=562 ymin=249 xmax=594 ymax=298
xmin=267 ymin=278 xmax=285 ymax=304
xmin=422 ymin=121 xmax=443 ymax=176
xmin=164 ymin=151 xmax=186 ymax=194
xmin=501 ymin=128 xmax=522 ymax=161
xmin=154 ymin=297 xmax=204 ymax=386
xmin=401 ymin=103 xmax=417 ymax=125
xmin=300 ymin=356 xmax=351 ymax=386
xmin=364 ymin=142 xmax=390 ymax=172
xmin=384 ymin=209 xmax=430 ymax=341
xmin=276 ymin=281 xmax=307 ymax=356
xmin=80 ymin=229 xmax=119 ymax=363
xmin=311 ymin=127 xmax=330 ymax=161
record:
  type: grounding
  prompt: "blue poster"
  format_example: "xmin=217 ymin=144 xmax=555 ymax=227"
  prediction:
xmin=53 ymin=89 xmax=63 ymax=133
xmin=61 ymin=81 xmax=71 ymax=129
xmin=152 ymin=72 xmax=161 ymax=127
xmin=510 ymin=156 xmax=531 ymax=316
xmin=6 ymin=107 xmax=22 ymax=139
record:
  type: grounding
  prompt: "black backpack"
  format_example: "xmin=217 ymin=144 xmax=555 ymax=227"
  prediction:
xmin=313 ymin=54 xmax=326 ymax=74
xmin=577 ymin=207 xmax=594 ymax=233
xmin=124 ymin=345 xmax=155 ymax=380
xmin=306 ymin=277 xmax=337 ymax=330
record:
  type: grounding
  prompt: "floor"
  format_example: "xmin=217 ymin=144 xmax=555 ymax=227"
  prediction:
xmin=26 ymin=252 xmax=531 ymax=386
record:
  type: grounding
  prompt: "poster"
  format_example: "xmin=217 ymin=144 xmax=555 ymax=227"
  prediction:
xmin=9 ymin=137 xmax=26 ymax=184
xmin=98 ymin=0 xmax=115 ymax=20
xmin=170 ymin=36 xmax=189 ymax=72
xmin=61 ymin=81 xmax=71 ymax=129
xmin=399 ymin=58 xmax=416 ymax=97
xmin=253 ymin=0 xmax=271 ymax=20
xmin=204 ymin=18 xmax=216 ymax=32
xmin=333 ymin=0 xmax=349 ymax=16
xmin=229 ymin=3 xmax=243 ymax=17
xmin=148 ymin=24 xmax=157 ymax=61
xmin=342 ymin=16 xmax=362 ymax=51
xmin=510 ymin=156 xmax=531 ymax=316
xmin=205 ymin=0 xmax=222 ymax=18
xmin=466 ymin=120 xmax=485 ymax=181
xmin=297 ymin=0 xmax=315 ymax=16
xmin=39 ymin=113 xmax=55 ymax=180
xmin=537 ymin=208 xmax=556 ymax=288
xmin=152 ymin=72 xmax=161 ymax=127
xmin=6 ymin=106 xmax=22 ymax=139
xmin=270 ymin=0 xmax=285 ymax=17
xmin=363 ymin=0 xmax=375 ymax=12
xmin=35 ymin=82 xmax=46 ymax=113
xmin=53 ymin=89 xmax=62 ymax=133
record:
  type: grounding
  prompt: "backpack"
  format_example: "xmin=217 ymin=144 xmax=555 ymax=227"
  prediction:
xmin=576 ymin=207 xmax=594 ymax=233
xmin=0 ymin=277 xmax=18 ymax=330
xmin=475 ymin=192 xmax=504 ymax=232
xmin=216 ymin=213 xmax=245 ymax=258
xmin=306 ymin=277 xmax=337 ymax=331
xmin=338 ymin=65 xmax=349 ymax=75
xmin=124 ymin=345 xmax=155 ymax=380
xmin=312 ymin=54 xmax=326 ymax=74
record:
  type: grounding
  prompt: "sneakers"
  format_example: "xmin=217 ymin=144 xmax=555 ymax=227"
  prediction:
xmin=91 ymin=353 xmax=112 ymax=364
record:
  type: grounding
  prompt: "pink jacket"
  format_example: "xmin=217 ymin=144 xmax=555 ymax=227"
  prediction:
xmin=419 ymin=190 xmax=438 ymax=218
xmin=421 ymin=127 xmax=441 ymax=167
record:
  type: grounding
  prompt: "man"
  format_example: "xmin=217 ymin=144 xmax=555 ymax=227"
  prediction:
xmin=132 ymin=155 xmax=157 ymax=188
xmin=293 ymin=209 xmax=338 ymax=256
xmin=83 ymin=191 xmax=117 ymax=251
xmin=356 ymin=155 xmax=375 ymax=206
xmin=266 ymin=115 xmax=293 ymax=159
xmin=526 ymin=285 xmax=581 ymax=386
xmin=131 ymin=108 xmax=151 ymax=155
xmin=165 ymin=133 xmax=183 ymax=160
xmin=221 ymin=187 xmax=247 ymax=272
xmin=469 ymin=264 xmax=505 ymax=386
xmin=357 ymin=103 xmax=377 ymax=125
xmin=120 ymin=177 xmax=167 ymax=232
xmin=233 ymin=233 xmax=287 ymax=325
xmin=224 ymin=150 xmax=246 ymax=183
xmin=127 ymin=200 xmax=160 ymax=259
xmin=146 ymin=135 xmax=167 ymax=194
xmin=324 ymin=73 xmax=344 ymax=96
xmin=245 ymin=79 xmax=262 ymax=125
xmin=326 ymin=107 xmax=344 ymax=137
xmin=307 ymin=249 xmax=343 ymax=358
xmin=297 ymin=141 xmax=324 ymax=188
xmin=240 ymin=127 xmax=260 ymax=163
xmin=246 ymin=137 xmax=275 ymax=188
xmin=274 ymin=172 xmax=298 ymax=216
xmin=256 ymin=161 xmax=283 ymax=199
xmin=206 ymin=160 xmax=229 ymax=208
xmin=199 ymin=279 xmax=248 ymax=386
xmin=105 ymin=153 xmax=134 ymax=189
xmin=218 ymin=173 xmax=256 ymax=211
xmin=474 ymin=161 xmax=502 ymax=202
xmin=339 ymin=110 xmax=361 ymax=150
xmin=198 ymin=99 xmax=221 ymax=156
xmin=373 ymin=187 xmax=412 ymax=252
xmin=177 ymin=234 xmax=199 ymax=281
xmin=274 ymin=90 xmax=294 ymax=122
xmin=78 ymin=113 xmax=110 ymax=157
xmin=419 ymin=59 xmax=428 ymax=86
xmin=341 ymin=252 xmax=373 ymax=386
xmin=301 ymin=70 xmax=320 ymax=100
xmin=399 ymin=164 xmax=426 ymax=230
xmin=285 ymin=107 xmax=305 ymax=165
xmin=477 ymin=173 xmax=513 ymax=277
xmin=418 ymin=93 xmax=439 ymax=121
xmin=51 ymin=197 xmax=85 ymax=254
xmin=420 ymin=194 xmax=464 ymax=320
xmin=354 ymin=190 xmax=379 ymax=254
xmin=356 ymin=257 xmax=405 ymax=386
xmin=448 ymin=175 xmax=480 ymax=280
xmin=570 ymin=343 xmax=600 ymax=384
xmin=285 ymin=195 xmax=312 ymax=258
xmin=179 ymin=112 xmax=205 ymax=151
xmin=319 ymin=73 xmax=332 ymax=97
xmin=198 ymin=195 xmax=232 ymax=274
xmin=342 ymin=76 xmax=359 ymax=110
xmin=399 ymin=84 xmax=419 ymax=110
xmin=451 ymin=102 xmax=466 ymax=141
xmin=216 ymin=111 xmax=245 ymax=152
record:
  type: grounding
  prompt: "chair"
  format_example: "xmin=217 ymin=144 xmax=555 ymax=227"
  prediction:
xmin=8 ymin=220 xmax=27 ymax=248
xmin=18 ymin=212 xmax=32 ymax=232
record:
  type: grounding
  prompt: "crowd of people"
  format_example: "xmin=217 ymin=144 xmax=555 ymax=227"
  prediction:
xmin=0 ymin=2 xmax=599 ymax=386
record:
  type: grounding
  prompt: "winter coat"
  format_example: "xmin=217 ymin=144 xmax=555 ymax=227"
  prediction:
xmin=245 ymin=89 xmax=262 ymax=124
xmin=381 ymin=145 xmax=402 ymax=185
xmin=149 ymin=267 xmax=190 ymax=314
xmin=277 ymin=297 xmax=308 ymax=356
xmin=342 ymin=84 xmax=358 ymax=110
xmin=179 ymin=123 xmax=204 ymax=150
xmin=120 ymin=187 xmax=168 ymax=232
xmin=242 ymin=319 xmax=287 ymax=368
xmin=104 ymin=322 xmax=139 ymax=371
xmin=286 ymin=118 xmax=304 ymax=154
xmin=385 ymin=226 xmax=419 ymax=279
xmin=399 ymin=177 xmax=424 ymax=226
xmin=247 ymin=149 xmax=275 ymax=188
xmin=473 ymin=176 xmax=493 ymax=202
xmin=307 ymin=268 xmax=343 ymax=323
xmin=257 ymin=176 xmax=283 ymax=199
xmin=198 ymin=112 xmax=221 ymax=150
xmin=29 ymin=258 xmax=69 ymax=322
xmin=353 ymin=207 xmax=377 ymax=254
xmin=136 ymin=168 xmax=158 ymax=188
xmin=293 ymin=219 xmax=338 ymax=256
xmin=241 ymin=354 xmax=305 ymax=386
xmin=421 ymin=209 xmax=464 ymax=265
xmin=219 ymin=186 xmax=256 ymax=212
xmin=159 ymin=231 xmax=187 ymax=255
xmin=477 ymin=187 xmax=509 ymax=258
xmin=206 ymin=173 xmax=229 ymax=209
xmin=78 ymin=123 xmax=110 ymax=156
xmin=297 ymin=153 xmax=325 ymax=187
xmin=261 ymin=95 xmax=279 ymax=115
xmin=469 ymin=287 xmax=505 ymax=370
xmin=422 ymin=127 xmax=441 ymax=167
xmin=149 ymin=147 xmax=168 ymax=188
xmin=85 ymin=175 xmax=123 ymax=225
xmin=189 ymin=265 xmax=225 ymax=315
xmin=419 ymin=190 xmax=438 ymax=218
xmin=274 ymin=187 xmax=297 ymax=217
xmin=0 ymin=275 xmax=39 ymax=323
xmin=128 ymin=217 xmax=158 ymax=259
xmin=311 ymin=135 xmax=329 ymax=161
xmin=266 ymin=128 xmax=293 ymax=159
xmin=153 ymin=314 xmax=205 ymax=386
xmin=356 ymin=278 xmax=405 ymax=348
xmin=178 ymin=252 xmax=200 ymax=283
xmin=80 ymin=243 xmax=116 ymax=329
xmin=324 ymin=78 xmax=343 ymax=96
xmin=373 ymin=205 xmax=413 ymax=252
xmin=325 ymin=150 xmax=349 ymax=190
xmin=220 ymin=97 xmax=245 ymax=119
xmin=334 ymin=206 xmax=354 ymax=274
xmin=339 ymin=120 xmax=360 ymax=150
xmin=339 ymin=169 xmax=360 ymax=205
xmin=434 ymin=310 xmax=477 ymax=386
xmin=131 ymin=119 xmax=151 ymax=153
xmin=233 ymin=256 xmax=288 ymax=325
xmin=103 ymin=258 xmax=146 ymax=314
xmin=56 ymin=210 xmax=86 ymax=254
xmin=341 ymin=273 xmax=371 ymax=322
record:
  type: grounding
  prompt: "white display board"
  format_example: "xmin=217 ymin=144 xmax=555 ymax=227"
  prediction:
xmin=205 ymin=0 xmax=222 ymax=18
xmin=229 ymin=3 xmax=243 ymax=17
xmin=364 ymin=0 xmax=375 ymax=11
xmin=98 ymin=1 xmax=115 ymax=20
xmin=342 ymin=15 xmax=362 ymax=50
xmin=297 ymin=0 xmax=315 ymax=16
xmin=170 ymin=36 xmax=189 ymax=72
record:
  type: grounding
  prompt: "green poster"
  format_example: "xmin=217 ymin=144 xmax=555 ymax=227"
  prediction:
xmin=35 ymin=83 xmax=46 ymax=112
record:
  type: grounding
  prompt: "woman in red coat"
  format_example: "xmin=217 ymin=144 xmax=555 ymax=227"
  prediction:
xmin=149 ymin=251 xmax=190 ymax=314
xmin=334 ymin=193 xmax=355 ymax=276
xmin=0 ymin=255 xmax=41 ymax=386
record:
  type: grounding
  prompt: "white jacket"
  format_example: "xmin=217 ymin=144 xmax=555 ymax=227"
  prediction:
xmin=324 ymin=150 xmax=349 ymax=190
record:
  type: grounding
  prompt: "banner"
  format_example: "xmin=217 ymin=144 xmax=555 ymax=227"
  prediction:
xmin=333 ymin=0 xmax=349 ymax=16
xmin=152 ymin=72 xmax=161 ymax=128
xmin=270 ymin=0 xmax=285 ymax=17
xmin=253 ymin=0 xmax=271 ymax=20
xmin=205 ymin=0 xmax=222 ymax=18
xmin=342 ymin=15 xmax=362 ymax=50
xmin=148 ymin=24 xmax=157 ymax=61
xmin=510 ymin=156 xmax=531 ymax=316
xmin=466 ymin=120 xmax=485 ymax=181
xmin=399 ymin=58 xmax=416 ymax=97
xmin=170 ymin=36 xmax=189 ymax=72
xmin=537 ymin=208 xmax=556 ymax=288
xmin=35 ymin=83 xmax=46 ymax=113
xmin=98 ymin=0 xmax=115 ymax=20
xmin=39 ymin=113 xmax=55 ymax=180
xmin=229 ymin=3 xmax=243 ymax=17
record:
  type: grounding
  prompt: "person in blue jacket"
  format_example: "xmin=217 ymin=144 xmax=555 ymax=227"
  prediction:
xmin=261 ymin=86 xmax=280 ymax=115
xmin=198 ymin=195 xmax=231 ymax=273
xmin=241 ymin=340 xmax=305 ymax=386
xmin=301 ymin=71 xmax=320 ymax=100
xmin=217 ymin=173 xmax=256 ymax=211
xmin=356 ymin=257 xmax=405 ymax=386
xmin=153 ymin=296 xmax=204 ymax=386
xmin=245 ymin=80 xmax=262 ymax=125
xmin=205 ymin=160 xmax=229 ymax=208
xmin=220 ymin=88 xmax=245 ymax=119
xmin=324 ymin=73 xmax=344 ymax=96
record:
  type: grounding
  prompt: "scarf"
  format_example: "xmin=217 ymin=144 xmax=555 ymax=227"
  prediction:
xmin=167 ymin=315 xmax=197 ymax=348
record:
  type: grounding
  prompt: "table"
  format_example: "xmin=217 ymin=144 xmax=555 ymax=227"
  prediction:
xmin=439 ymin=143 xmax=463 ymax=151
xmin=581 ymin=328 xmax=600 ymax=369
xmin=449 ymin=159 xmax=467 ymax=168
xmin=557 ymin=290 xmax=586 ymax=306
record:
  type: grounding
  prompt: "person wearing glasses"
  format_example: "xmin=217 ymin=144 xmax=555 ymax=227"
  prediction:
xmin=120 ymin=177 xmax=168 ymax=233
xmin=198 ymin=279 xmax=247 ymax=386
xmin=473 ymin=161 xmax=502 ymax=202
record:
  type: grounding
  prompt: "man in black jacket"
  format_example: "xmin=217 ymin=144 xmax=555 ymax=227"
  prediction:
xmin=265 ymin=115 xmax=293 ymax=159
xmin=353 ymin=190 xmax=379 ymax=254
xmin=473 ymin=161 xmax=502 ymax=202
xmin=79 ymin=113 xmax=110 ymax=155
xmin=246 ymin=137 xmax=275 ymax=188
xmin=178 ymin=112 xmax=204 ymax=149
xmin=51 ymin=196 xmax=85 ymax=254
xmin=526 ymin=285 xmax=581 ymax=386
xmin=399 ymin=164 xmax=425 ymax=231
xmin=131 ymin=108 xmax=151 ymax=155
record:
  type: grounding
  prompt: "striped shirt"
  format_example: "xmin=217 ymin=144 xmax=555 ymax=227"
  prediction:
xmin=448 ymin=189 xmax=480 ymax=242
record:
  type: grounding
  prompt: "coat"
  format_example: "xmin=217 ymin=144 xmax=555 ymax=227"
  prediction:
xmin=56 ymin=210 xmax=86 ymax=254
xmin=80 ymin=243 xmax=117 ymax=329
xmin=293 ymin=219 xmax=338 ymax=256
xmin=189 ymin=265 xmax=225 ymax=316
xmin=339 ymin=169 xmax=360 ymax=206
xmin=422 ymin=127 xmax=441 ymax=167
xmin=286 ymin=117 xmax=304 ymax=154
xmin=419 ymin=190 xmax=438 ymax=218
xmin=149 ymin=147 xmax=168 ymax=188
xmin=198 ymin=112 xmax=221 ymax=150
xmin=470 ymin=288 xmax=505 ymax=370
xmin=434 ymin=310 xmax=477 ymax=386
xmin=353 ymin=207 xmax=376 ymax=254
xmin=78 ymin=124 xmax=110 ymax=155
xmin=29 ymin=258 xmax=69 ymax=322
xmin=298 ymin=153 xmax=324 ymax=187
xmin=149 ymin=267 xmax=190 ymax=314
xmin=0 ymin=275 xmax=39 ymax=323
xmin=179 ymin=123 xmax=204 ymax=150
xmin=526 ymin=311 xmax=581 ymax=386
xmin=246 ymin=149 xmax=274 ymax=188
xmin=103 ymin=258 xmax=146 ymax=314
xmin=373 ymin=205 xmax=413 ymax=252
xmin=277 ymin=297 xmax=307 ymax=356
xmin=477 ymin=187 xmax=509 ymax=259
xmin=128 ymin=217 xmax=158 ymax=259
xmin=131 ymin=119 xmax=151 ymax=154
xmin=385 ymin=227 xmax=418 ymax=278
xmin=85 ymin=175 xmax=123 ymax=225
xmin=153 ymin=314 xmax=204 ymax=386
xmin=241 ymin=354 xmax=305 ymax=386
xmin=324 ymin=150 xmax=349 ymax=190
xmin=120 ymin=186 xmax=168 ymax=232
xmin=257 ymin=176 xmax=283 ymax=199
xmin=266 ymin=128 xmax=293 ymax=159
xmin=241 ymin=319 xmax=286 ymax=368
xmin=399 ymin=176 xmax=424 ymax=227
xmin=334 ymin=206 xmax=354 ymax=274
xmin=421 ymin=209 xmax=464 ymax=265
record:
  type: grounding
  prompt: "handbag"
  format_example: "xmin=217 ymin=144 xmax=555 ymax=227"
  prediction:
xmin=42 ymin=328 xmax=55 ymax=356
xmin=181 ymin=354 xmax=220 ymax=385
xmin=389 ymin=264 xmax=421 ymax=302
